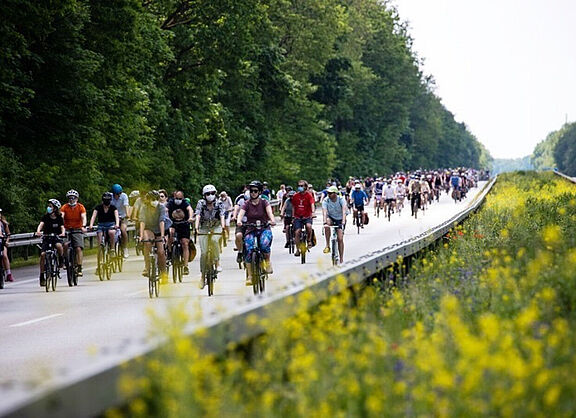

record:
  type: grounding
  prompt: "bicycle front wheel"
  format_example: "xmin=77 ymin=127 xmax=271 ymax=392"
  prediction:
xmin=207 ymin=269 xmax=214 ymax=296
xmin=66 ymin=248 xmax=74 ymax=287
xmin=252 ymin=253 xmax=260 ymax=295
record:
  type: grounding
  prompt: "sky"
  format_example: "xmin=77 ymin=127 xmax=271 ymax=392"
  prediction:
xmin=393 ymin=0 xmax=576 ymax=159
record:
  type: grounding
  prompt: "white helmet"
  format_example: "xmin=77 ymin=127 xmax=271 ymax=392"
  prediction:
xmin=66 ymin=189 xmax=79 ymax=199
xmin=48 ymin=198 xmax=61 ymax=209
xmin=202 ymin=184 xmax=217 ymax=195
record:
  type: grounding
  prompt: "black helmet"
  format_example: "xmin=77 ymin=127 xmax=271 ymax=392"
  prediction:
xmin=102 ymin=192 xmax=113 ymax=200
xmin=248 ymin=180 xmax=263 ymax=191
xmin=146 ymin=190 xmax=160 ymax=201
xmin=286 ymin=185 xmax=293 ymax=191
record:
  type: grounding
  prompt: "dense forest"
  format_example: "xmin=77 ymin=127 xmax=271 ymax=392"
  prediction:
xmin=531 ymin=122 xmax=576 ymax=175
xmin=0 ymin=0 xmax=490 ymax=230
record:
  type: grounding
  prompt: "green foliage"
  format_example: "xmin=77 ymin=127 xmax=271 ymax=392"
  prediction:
xmin=553 ymin=122 xmax=576 ymax=176
xmin=0 ymin=0 xmax=490 ymax=231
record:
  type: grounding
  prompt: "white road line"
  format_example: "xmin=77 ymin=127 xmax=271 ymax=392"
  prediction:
xmin=10 ymin=313 xmax=63 ymax=328
xmin=126 ymin=289 xmax=147 ymax=296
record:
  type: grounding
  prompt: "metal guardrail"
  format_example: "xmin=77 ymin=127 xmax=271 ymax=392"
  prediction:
xmin=1 ymin=184 xmax=496 ymax=418
xmin=553 ymin=169 xmax=576 ymax=184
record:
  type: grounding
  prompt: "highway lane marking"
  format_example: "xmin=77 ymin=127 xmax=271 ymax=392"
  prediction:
xmin=10 ymin=313 xmax=63 ymax=327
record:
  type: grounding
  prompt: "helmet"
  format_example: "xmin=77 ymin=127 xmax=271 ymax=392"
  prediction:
xmin=287 ymin=190 xmax=296 ymax=197
xmin=286 ymin=185 xmax=293 ymax=191
xmin=202 ymin=184 xmax=217 ymax=195
xmin=263 ymin=181 xmax=268 ymax=186
xmin=327 ymin=186 xmax=339 ymax=193
xmin=111 ymin=184 xmax=123 ymax=194
xmin=354 ymin=183 xmax=361 ymax=189
xmin=102 ymin=192 xmax=113 ymax=200
xmin=248 ymin=180 xmax=263 ymax=191
xmin=146 ymin=190 xmax=160 ymax=201
xmin=66 ymin=189 xmax=79 ymax=199
xmin=48 ymin=198 xmax=61 ymax=209
xmin=129 ymin=190 xmax=140 ymax=198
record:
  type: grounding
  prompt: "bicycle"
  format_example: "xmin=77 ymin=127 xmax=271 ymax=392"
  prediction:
xmin=134 ymin=234 xmax=143 ymax=256
xmin=387 ymin=199 xmax=395 ymax=222
xmin=64 ymin=230 xmax=83 ymax=287
xmin=96 ymin=228 xmax=115 ymax=281
xmin=141 ymin=238 xmax=163 ymax=298
xmin=294 ymin=218 xmax=310 ymax=264
xmin=40 ymin=234 xmax=61 ymax=292
xmin=244 ymin=221 xmax=270 ymax=294
xmin=411 ymin=192 xmax=420 ymax=219
xmin=286 ymin=221 xmax=295 ymax=255
xmin=354 ymin=209 xmax=363 ymax=234
xmin=111 ymin=228 xmax=123 ymax=273
xmin=171 ymin=220 xmax=189 ymax=283
xmin=198 ymin=230 xmax=222 ymax=296
xmin=325 ymin=224 xmax=343 ymax=266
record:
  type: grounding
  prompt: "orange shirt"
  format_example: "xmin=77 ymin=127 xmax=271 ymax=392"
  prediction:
xmin=61 ymin=203 xmax=86 ymax=229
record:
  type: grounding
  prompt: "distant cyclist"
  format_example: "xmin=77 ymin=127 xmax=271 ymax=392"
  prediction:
xmin=292 ymin=179 xmax=316 ymax=257
xmin=322 ymin=186 xmax=346 ymax=263
xmin=0 ymin=209 xmax=13 ymax=282
xmin=111 ymin=184 xmax=130 ymax=258
xmin=166 ymin=190 xmax=194 ymax=275
xmin=61 ymin=189 xmax=87 ymax=277
xmin=373 ymin=178 xmax=384 ymax=213
xmin=35 ymin=199 xmax=65 ymax=287
xmin=195 ymin=185 xmax=225 ymax=289
xmin=139 ymin=190 xmax=167 ymax=281
xmin=232 ymin=186 xmax=249 ymax=264
xmin=219 ymin=191 xmax=233 ymax=242
xmin=280 ymin=189 xmax=295 ymax=248
xmin=89 ymin=192 xmax=120 ymax=255
xmin=349 ymin=182 xmax=369 ymax=227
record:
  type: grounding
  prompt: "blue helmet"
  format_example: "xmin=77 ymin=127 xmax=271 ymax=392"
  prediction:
xmin=111 ymin=184 xmax=123 ymax=194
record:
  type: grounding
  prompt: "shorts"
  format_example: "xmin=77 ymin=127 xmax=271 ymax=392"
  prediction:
xmin=119 ymin=217 xmax=129 ymax=226
xmin=374 ymin=194 xmax=383 ymax=202
xmin=97 ymin=222 xmax=115 ymax=233
xmin=293 ymin=217 xmax=313 ymax=231
xmin=42 ymin=236 xmax=62 ymax=252
xmin=235 ymin=224 xmax=246 ymax=236
xmin=66 ymin=230 xmax=85 ymax=249
xmin=353 ymin=204 xmax=364 ymax=212
xmin=172 ymin=222 xmax=191 ymax=240
xmin=384 ymin=198 xmax=395 ymax=205
xmin=326 ymin=217 xmax=343 ymax=228
xmin=283 ymin=216 xmax=293 ymax=228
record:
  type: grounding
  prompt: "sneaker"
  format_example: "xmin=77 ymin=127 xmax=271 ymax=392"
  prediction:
xmin=263 ymin=261 xmax=273 ymax=274
xmin=142 ymin=269 xmax=149 ymax=277
xmin=199 ymin=276 xmax=206 ymax=289
xmin=323 ymin=247 xmax=330 ymax=254
xmin=6 ymin=273 xmax=13 ymax=282
xmin=245 ymin=275 xmax=253 ymax=286
xmin=236 ymin=252 xmax=243 ymax=264
xmin=217 ymin=266 xmax=223 ymax=273
xmin=40 ymin=274 xmax=46 ymax=287
xmin=294 ymin=250 xmax=300 ymax=257
xmin=160 ymin=272 xmax=168 ymax=284
xmin=183 ymin=266 xmax=189 ymax=275
xmin=284 ymin=242 xmax=290 ymax=248
xmin=123 ymin=248 xmax=129 ymax=258
xmin=77 ymin=266 xmax=83 ymax=277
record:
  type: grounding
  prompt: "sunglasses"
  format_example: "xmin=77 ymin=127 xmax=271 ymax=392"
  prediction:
xmin=298 ymin=184 xmax=305 ymax=187
xmin=249 ymin=189 xmax=260 ymax=194
xmin=205 ymin=191 xmax=216 ymax=195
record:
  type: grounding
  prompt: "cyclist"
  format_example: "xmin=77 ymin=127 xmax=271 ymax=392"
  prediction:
xmin=408 ymin=176 xmax=422 ymax=217
xmin=450 ymin=171 xmax=462 ymax=201
xmin=232 ymin=186 xmax=249 ymax=264
xmin=89 ymin=192 xmax=120 ymax=272
xmin=139 ymin=190 xmax=167 ymax=280
xmin=292 ymin=179 xmax=316 ymax=257
xmin=349 ymin=182 xmax=369 ymax=227
xmin=383 ymin=180 xmax=397 ymax=216
xmin=261 ymin=182 xmax=272 ymax=201
xmin=236 ymin=180 xmax=276 ymax=285
xmin=61 ymin=190 xmax=87 ymax=277
xmin=373 ymin=178 xmax=384 ymax=213
xmin=396 ymin=180 xmax=406 ymax=213
xmin=167 ymin=190 xmax=194 ymax=275
xmin=111 ymin=184 xmax=130 ymax=258
xmin=280 ymin=189 xmax=295 ymax=248
xmin=195 ymin=185 xmax=225 ymax=289
xmin=322 ymin=186 xmax=346 ymax=263
xmin=35 ymin=199 xmax=65 ymax=287
xmin=0 ymin=209 xmax=13 ymax=282
xmin=219 ymin=191 xmax=233 ymax=242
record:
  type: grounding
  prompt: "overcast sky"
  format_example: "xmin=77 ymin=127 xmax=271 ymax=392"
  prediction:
xmin=393 ymin=0 xmax=576 ymax=159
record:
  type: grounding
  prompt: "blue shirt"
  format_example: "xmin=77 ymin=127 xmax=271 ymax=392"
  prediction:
xmin=350 ymin=190 xmax=368 ymax=206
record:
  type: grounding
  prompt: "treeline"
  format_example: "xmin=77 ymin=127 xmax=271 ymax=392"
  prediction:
xmin=0 ymin=0 xmax=489 ymax=230
xmin=532 ymin=122 xmax=576 ymax=175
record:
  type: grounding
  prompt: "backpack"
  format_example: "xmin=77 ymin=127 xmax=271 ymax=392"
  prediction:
xmin=363 ymin=211 xmax=369 ymax=225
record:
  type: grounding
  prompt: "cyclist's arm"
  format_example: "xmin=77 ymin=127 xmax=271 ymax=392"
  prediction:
xmin=187 ymin=205 xmax=194 ymax=221
xmin=89 ymin=210 xmax=98 ymax=229
xmin=266 ymin=204 xmax=276 ymax=225
xmin=114 ymin=209 xmax=120 ymax=228
xmin=59 ymin=223 xmax=65 ymax=237
xmin=341 ymin=199 xmax=347 ymax=224
xmin=81 ymin=210 xmax=87 ymax=231
xmin=139 ymin=221 xmax=145 ymax=238
xmin=159 ymin=220 xmax=165 ymax=239
xmin=220 ymin=213 xmax=225 ymax=230
xmin=322 ymin=206 xmax=328 ymax=225
xmin=35 ymin=221 xmax=44 ymax=236
xmin=236 ymin=208 xmax=246 ymax=226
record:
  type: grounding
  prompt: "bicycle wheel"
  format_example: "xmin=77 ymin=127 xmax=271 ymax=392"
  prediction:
xmin=116 ymin=243 xmax=124 ymax=273
xmin=66 ymin=248 xmax=74 ymax=287
xmin=172 ymin=244 xmax=180 ymax=283
xmin=207 ymin=268 xmax=214 ymax=296
xmin=105 ymin=251 xmax=112 ymax=280
xmin=357 ymin=213 xmax=361 ymax=234
xmin=331 ymin=238 xmax=338 ymax=266
xmin=45 ymin=256 xmax=52 ymax=292
xmin=51 ymin=256 xmax=58 ymax=292
xmin=149 ymin=259 xmax=157 ymax=298
xmin=252 ymin=253 xmax=260 ymax=295
xmin=97 ymin=247 xmax=105 ymax=281
xmin=0 ymin=266 xmax=5 ymax=289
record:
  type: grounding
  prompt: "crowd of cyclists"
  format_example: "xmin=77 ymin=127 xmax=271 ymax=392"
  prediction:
xmin=0 ymin=168 xmax=486 ymax=291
